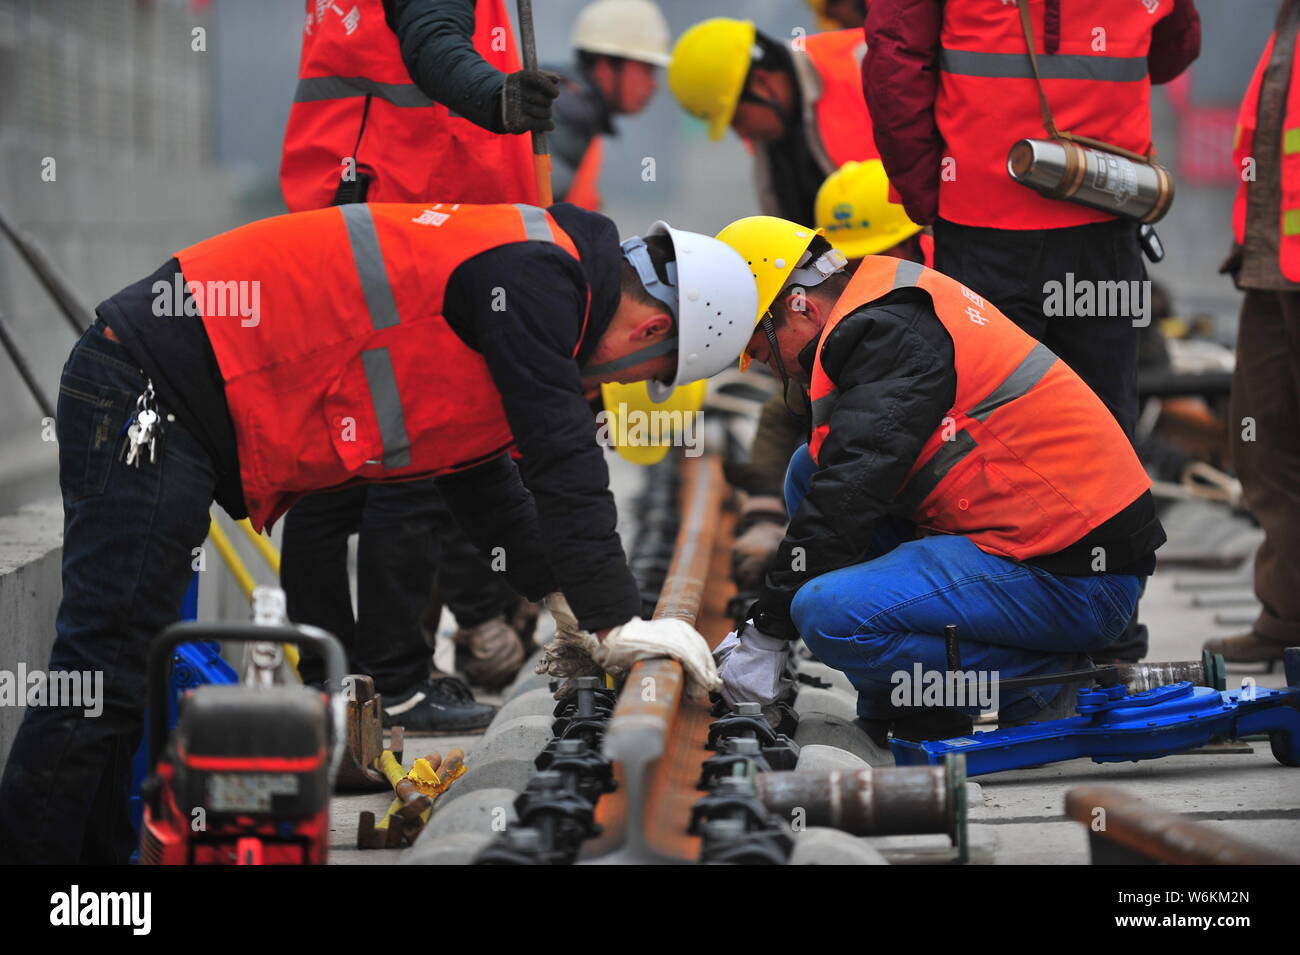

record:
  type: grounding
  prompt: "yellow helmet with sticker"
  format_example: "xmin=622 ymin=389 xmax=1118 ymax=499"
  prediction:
xmin=599 ymin=380 xmax=708 ymax=465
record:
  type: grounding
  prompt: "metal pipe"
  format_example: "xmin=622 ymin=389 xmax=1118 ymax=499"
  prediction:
xmin=756 ymin=766 xmax=956 ymax=837
xmin=0 ymin=308 xmax=55 ymax=418
xmin=1065 ymin=785 xmax=1297 ymax=865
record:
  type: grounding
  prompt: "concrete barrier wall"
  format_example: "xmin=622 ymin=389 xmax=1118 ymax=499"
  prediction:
xmin=0 ymin=498 xmax=63 ymax=764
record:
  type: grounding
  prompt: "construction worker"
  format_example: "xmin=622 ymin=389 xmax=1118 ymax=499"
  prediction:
xmin=667 ymin=17 xmax=878 ymax=225
xmin=1206 ymin=1 xmax=1300 ymax=666
xmin=550 ymin=0 xmax=670 ymax=210
xmin=713 ymin=216 xmax=1166 ymax=742
xmin=730 ymin=160 xmax=927 ymax=595
xmin=0 ymin=200 xmax=757 ymax=864
xmin=863 ymin=0 xmax=1201 ymax=662
xmin=279 ymin=0 xmax=563 ymax=726
xmin=282 ymin=0 xmax=556 ymax=208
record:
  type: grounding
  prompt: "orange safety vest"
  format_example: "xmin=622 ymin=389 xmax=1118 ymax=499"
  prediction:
xmin=175 ymin=203 xmax=586 ymax=530
xmin=804 ymin=29 xmax=878 ymax=169
xmin=936 ymin=0 xmax=1170 ymax=229
xmin=1232 ymin=32 xmax=1300 ymax=281
xmin=808 ymin=256 xmax=1150 ymax=561
xmin=280 ymin=0 xmax=535 ymax=211
xmin=564 ymin=137 xmax=605 ymax=211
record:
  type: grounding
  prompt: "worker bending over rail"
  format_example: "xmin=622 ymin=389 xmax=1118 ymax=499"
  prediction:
xmin=0 ymin=201 xmax=755 ymax=864
xmin=713 ymin=216 xmax=1166 ymax=743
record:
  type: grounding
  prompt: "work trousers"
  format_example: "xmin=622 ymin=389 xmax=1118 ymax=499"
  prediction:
xmin=0 ymin=321 xmax=216 ymax=863
xmin=783 ymin=446 xmax=1140 ymax=721
xmin=1231 ymin=290 xmax=1300 ymax=646
xmin=281 ymin=481 xmax=518 ymax=694
xmin=933 ymin=217 xmax=1150 ymax=661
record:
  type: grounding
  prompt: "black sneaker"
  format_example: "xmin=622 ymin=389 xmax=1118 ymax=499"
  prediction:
xmin=382 ymin=676 xmax=495 ymax=733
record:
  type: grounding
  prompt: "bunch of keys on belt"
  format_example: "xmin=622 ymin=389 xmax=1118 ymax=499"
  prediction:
xmin=122 ymin=379 xmax=163 ymax=468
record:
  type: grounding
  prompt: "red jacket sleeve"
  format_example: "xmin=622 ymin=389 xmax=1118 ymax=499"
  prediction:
xmin=1148 ymin=0 xmax=1202 ymax=85
xmin=863 ymin=0 xmax=945 ymax=225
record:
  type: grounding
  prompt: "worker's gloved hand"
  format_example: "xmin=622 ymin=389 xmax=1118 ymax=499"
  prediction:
xmin=535 ymin=592 xmax=603 ymax=697
xmin=715 ymin=621 xmax=793 ymax=707
xmin=501 ymin=69 xmax=559 ymax=134
xmin=452 ymin=615 xmax=525 ymax=689
xmin=593 ymin=618 xmax=721 ymax=701
xmin=732 ymin=520 xmax=786 ymax=591
xmin=730 ymin=494 xmax=787 ymax=591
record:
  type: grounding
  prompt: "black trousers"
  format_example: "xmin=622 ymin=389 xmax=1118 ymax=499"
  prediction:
xmin=934 ymin=217 xmax=1149 ymax=660
xmin=280 ymin=479 xmax=517 ymax=693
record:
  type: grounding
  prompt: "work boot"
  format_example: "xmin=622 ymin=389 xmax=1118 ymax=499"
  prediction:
xmin=890 ymin=708 xmax=974 ymax=743
xmin=453 ymin=615 xmax=526 ymax=689
xmin=382 ymin=676 xmax=496 ymax=733
xmin=1203 ymin=632 xmax=1288 ymax=667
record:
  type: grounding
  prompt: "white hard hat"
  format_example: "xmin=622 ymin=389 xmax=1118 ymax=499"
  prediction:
xmin=643 ymin=221 xmax=758 ymax=401
xmin=571 ymin=0 xmax=671 ymax=67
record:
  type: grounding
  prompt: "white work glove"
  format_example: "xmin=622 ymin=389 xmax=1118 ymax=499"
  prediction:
xmin=593 ymin=617 xmax=721 ymax=701
xmin=715 ymin=621 xmax=793 ymax=707
xmin=534 ymin=593 xmax=721 ymax=700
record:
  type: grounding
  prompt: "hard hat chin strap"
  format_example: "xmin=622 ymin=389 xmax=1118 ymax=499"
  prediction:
xmin=582 ymin=336 xmax=678 ymax=377
xmin=758 ymin=311 xmax=791 ymax=392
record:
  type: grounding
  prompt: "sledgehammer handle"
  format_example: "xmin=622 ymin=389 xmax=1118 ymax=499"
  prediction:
xmin=515 ymin=0 xmax=553 ymax=206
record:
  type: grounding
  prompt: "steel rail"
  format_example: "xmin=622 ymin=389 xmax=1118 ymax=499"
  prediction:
xmin=1065 ymin=785 xmax=1298 ymax=865
xmin=592 ymin=453 xmax=730 ymax=862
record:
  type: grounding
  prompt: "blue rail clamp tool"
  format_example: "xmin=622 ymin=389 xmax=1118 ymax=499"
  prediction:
xmin=891 ymin=647 xmax=1300 ymax=777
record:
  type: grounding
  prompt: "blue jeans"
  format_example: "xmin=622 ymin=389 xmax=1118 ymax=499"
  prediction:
xmin=783 ymin=445 xmax=1140 ymax=720
xmin=0 ymin=320 xmax=217 ymax=863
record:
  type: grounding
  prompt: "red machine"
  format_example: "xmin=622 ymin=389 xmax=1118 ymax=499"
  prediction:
xmin=139 ymin=622 xmax=345 ymax=865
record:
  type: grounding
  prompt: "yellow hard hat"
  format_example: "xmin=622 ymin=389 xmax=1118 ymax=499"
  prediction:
xmin=668 ymin=18 xmax=756 ymax=141
xmin=599 ymin=379 xmax=708 ymax=465
xmin=714 ymin=216 xmax=823 ymax=370
xmin=815 ymin=159 xmax=923 ymax=260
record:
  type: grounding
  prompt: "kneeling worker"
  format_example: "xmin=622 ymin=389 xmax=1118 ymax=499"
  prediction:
xmin=0 ymin=201 xmax=757 ymax=864
xmin=714 ymin=216 xmax=1166 ymax=741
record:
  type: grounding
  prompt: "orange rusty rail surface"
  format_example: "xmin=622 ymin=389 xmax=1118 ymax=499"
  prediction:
xmin=1065 ymin=785 xmax=1298 ymax=865
xmin=590 ymin=454 xmax=734 ymax=862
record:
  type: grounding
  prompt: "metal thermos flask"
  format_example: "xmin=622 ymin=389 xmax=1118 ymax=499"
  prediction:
xmin=1007 ymin=138 xmax=1174 ymax=224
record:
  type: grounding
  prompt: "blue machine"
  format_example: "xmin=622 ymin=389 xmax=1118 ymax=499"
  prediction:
xmin=891 ymin=649 xmax=1300 ymax=777
xmin=127 ymin=574 xmax=238 ymax=833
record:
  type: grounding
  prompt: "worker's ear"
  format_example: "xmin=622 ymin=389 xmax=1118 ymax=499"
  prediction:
xmin=629 ymin=311 xmax=674 ymax=341
xmin=748 ymin=68 xmax=777 ymax=100
xmin=782 ymin=286 xmax=821 ymax=325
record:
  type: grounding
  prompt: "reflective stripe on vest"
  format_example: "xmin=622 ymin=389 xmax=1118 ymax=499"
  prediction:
xmin=341 ymin=204 xmax=401 ymax=329
xmin=895 ymin=344 xmax=1056 ymax=511
xmin=293 ymin=76 xmax=433 ymax=108
xmin=938 ymin=49 xmax=1147 ymax=82
xmin=361 ymin=347 xmax=411 ymax=469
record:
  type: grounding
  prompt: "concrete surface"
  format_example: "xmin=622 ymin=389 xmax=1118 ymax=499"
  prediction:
xmin=0 ymin=497 xmax=63 ymax=763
